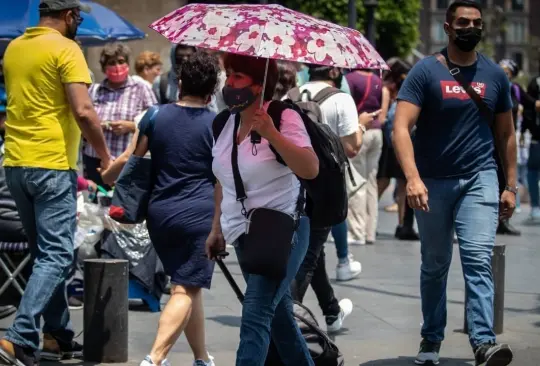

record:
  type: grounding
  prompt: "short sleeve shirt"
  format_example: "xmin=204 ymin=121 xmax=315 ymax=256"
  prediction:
xmin=397 ymin=49 xmax=512 ymax=178
xmin=212 ymin=103 xmax=312 ymax=245
xmin=3 ymin=27 xmax=91 ymax=170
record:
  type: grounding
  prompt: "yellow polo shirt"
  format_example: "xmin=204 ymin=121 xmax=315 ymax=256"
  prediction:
xmin=3 ymin=27 xmax=91 ymax=170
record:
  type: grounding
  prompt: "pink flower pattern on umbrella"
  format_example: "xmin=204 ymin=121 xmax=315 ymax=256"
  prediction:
xmin=149 ymin=3 xmax=387 ymax=70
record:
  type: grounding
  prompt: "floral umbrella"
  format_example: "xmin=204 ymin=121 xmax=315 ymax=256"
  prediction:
xmin=149 ymin=3 xmax=388 ymax=71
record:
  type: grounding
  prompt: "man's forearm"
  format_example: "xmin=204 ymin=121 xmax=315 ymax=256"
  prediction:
xmin=496 ymin=132 xmax=518 ymax=188
xmin=393 ymin=127 xmax=420 ymax=180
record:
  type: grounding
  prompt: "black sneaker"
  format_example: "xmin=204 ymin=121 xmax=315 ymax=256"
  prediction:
xmin=414 ymin=339 xmax=441 ymax=365
xmin=0 ymin=339 xmax=36 ymax=366
xmin=474 ymin=343 xmax=513 ymax=366
xmin=40 ymin=333 xmax=83 ymax=361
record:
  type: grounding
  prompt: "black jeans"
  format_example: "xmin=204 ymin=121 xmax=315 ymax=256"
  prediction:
xmin=292 ymin=224 xmax=340 ymax=317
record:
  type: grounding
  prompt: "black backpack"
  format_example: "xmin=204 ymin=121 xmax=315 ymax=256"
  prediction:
xmin=213 ymin=87 xmax=354 ymax=228
xmin=264 ymin=301 xmax=345 ymax=366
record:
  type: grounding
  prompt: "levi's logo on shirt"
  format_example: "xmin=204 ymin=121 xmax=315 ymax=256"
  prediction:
xmin=440 ymin=81 xmax=486 ymax=100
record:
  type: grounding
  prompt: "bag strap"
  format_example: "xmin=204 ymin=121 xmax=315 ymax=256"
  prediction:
xmin=356 ymin=73 xmax=373 ymax=111
xmin=287 ymin=87 xmax=302 ymax=102
xmin=435 ymin=53 xmax=494 ymax=128
xmin=312 ymin=87 xmax=342 ymax=105
xmin=231 ymin=114 xmax=248 ymax=216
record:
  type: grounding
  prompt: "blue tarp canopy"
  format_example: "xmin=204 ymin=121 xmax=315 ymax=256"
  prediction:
xmin=0 ymin=0 xmax=146 ymax=47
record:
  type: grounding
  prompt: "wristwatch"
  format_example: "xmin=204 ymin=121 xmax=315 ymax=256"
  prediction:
xmin=504 ymin=185 xmax=518 ymax=195
xmin=359 ymin=123 xmax=367 ymax=134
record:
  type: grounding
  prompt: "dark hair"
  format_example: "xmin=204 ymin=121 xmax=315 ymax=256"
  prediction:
xmin=446 ymin=0 xmax=482 ymax=23
xmin=39 ymin=9 xmax=69 ymax=20
xmin=223 ymin=54 xmax=278 ymax=102
xmin=274 ymin=61 xmax=298 ymax=100
xmin=99 ymin=43 xmax=131 ymax=71
xmin=307 ymin=64 xmax=333 ymax=82
xmin=178 ymin=51 xmax=219 ymax=99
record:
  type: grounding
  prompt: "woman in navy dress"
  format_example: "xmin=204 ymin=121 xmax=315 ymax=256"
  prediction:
xmin=133 ymin=51 xmax=219 ymax=366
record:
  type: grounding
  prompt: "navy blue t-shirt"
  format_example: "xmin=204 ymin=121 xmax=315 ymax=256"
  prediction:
xmin=397 ymin=50 xmax=512 ymax=178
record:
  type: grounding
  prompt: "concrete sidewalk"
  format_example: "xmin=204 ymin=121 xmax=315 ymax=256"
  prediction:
xmin=1 ymin=196 xmax=539 ymax=365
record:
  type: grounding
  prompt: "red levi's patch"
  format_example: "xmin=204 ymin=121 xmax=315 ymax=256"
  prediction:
xmin=109 ymin=205 xmax=126 ymax=220
xmin=440 ymin=80 xmax=487 ymax=101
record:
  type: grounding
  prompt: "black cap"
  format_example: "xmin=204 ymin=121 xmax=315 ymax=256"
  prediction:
xmin=39 ymin=0 xmax=91 ymax=13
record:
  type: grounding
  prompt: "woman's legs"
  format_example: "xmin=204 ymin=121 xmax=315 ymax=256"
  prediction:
xmin=365 ymin=130 xmax=383 ymax=243
xmin=148 ymin=284 xmax=202 ymax=365
xmin=235 ymin=225 xmax=313 ymax=366
xmin=184 ymin=288 xmax=211 ymax=362
xmin=396 ymin=179 xmax=407 ymax=227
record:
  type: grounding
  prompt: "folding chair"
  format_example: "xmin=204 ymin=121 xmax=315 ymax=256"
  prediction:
xmin=0 ymin=242 xmax=31 ymax=298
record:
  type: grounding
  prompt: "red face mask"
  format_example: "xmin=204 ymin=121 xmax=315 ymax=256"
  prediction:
xmin=105 ymin=64 xmax=130 ymax=83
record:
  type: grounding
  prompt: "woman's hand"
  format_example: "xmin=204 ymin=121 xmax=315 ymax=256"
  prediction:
xmin=359 ymin=109 xmax=382 ymax=128
xmin=252 ymin=109 xmax=278 ymax=139
xmin=110 ymin=121 xmax=135 ymax=136
xmin=205 ymin=229 xmax=226 ymax=261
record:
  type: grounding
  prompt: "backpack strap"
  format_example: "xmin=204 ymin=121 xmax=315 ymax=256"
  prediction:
xmin=212 ymin=109 xmax=232 ymax=142
xmin=287 ymin=87 xmax=302 ymax=102
xmin=267 ymin=101 xmax=290 ymax=166
xmin=311 ymin=87 xmax=342 ymax=105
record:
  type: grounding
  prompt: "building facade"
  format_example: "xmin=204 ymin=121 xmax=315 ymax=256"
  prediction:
xmin=419 ymin=0 xmax=539 ymax=74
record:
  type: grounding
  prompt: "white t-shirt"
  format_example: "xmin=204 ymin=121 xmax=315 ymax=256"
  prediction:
xmin=296 ymin=82 xmax=359 ymax=137
xmin=212 ymin=103 xmax=312 ymax=245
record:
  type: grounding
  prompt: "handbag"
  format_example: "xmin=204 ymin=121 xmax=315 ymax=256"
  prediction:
xmin=230 ymin=113 xmax=304 ymax=280
xmin=109 ymin=105 xmax=160 ymax=224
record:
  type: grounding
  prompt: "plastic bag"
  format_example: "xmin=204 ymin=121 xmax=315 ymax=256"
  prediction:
xmin=101 ymin=210 xmax=151 ymax=268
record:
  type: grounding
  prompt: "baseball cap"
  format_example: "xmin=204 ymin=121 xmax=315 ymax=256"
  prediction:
xmin=39 ymin=0 xmax=91 ymax=14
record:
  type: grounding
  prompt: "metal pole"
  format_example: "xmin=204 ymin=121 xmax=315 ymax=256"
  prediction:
xmin=84 ymin=259 xmax=129 ymax=363
xmin=348 ymin=0 xmax=357 ymax=29
xmin=364 ymin=0 xmax=378 ymax=47
xmin=492 ymin=244 xmax=506 ymax=334
xmin=463 ymin=244 xmax=506 ymax=335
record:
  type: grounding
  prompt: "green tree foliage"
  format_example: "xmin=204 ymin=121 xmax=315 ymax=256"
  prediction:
xmin=280 ymin=0 xmax=421 ymax=59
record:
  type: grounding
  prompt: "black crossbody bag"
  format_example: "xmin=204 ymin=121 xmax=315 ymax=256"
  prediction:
xmin=231 ymin=113 xmax=305 ymax=280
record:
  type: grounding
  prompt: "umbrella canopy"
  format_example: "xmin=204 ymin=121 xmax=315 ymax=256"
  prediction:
xmin=150 ymin=3 xmax=387 ymax=70
xmin=0 ymin=0 xmax=146 ymax=46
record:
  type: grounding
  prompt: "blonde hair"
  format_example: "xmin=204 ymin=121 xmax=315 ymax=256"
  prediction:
xmin=134 ymin=51 xmax=162 ymax=75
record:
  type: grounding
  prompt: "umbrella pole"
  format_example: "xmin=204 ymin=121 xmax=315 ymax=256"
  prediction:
xmin=259 ymin=58 xmax=270 ymax=108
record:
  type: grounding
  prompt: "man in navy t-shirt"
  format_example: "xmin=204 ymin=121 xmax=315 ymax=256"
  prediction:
xmin=393 ymin=1 xmax=516 ymax=365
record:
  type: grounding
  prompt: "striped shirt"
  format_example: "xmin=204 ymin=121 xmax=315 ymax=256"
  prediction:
xmin=84 ymin=76 xmax=157 ymax=159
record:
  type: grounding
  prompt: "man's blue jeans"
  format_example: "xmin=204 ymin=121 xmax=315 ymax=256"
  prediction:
xmin=527 ymin=142 xmax=540 ymax=208
xmin=234 ymin=216 xmax=314 ymax=366
xmin=415 ymin=169 xmax=499 ymax=348
xmin=4 ymin=167 xmax=77 ymax=351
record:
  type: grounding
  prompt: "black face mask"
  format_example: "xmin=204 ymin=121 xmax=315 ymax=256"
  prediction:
xmin=222 ymin=86 xmax=257 ymax=114
xmin=452 ymin=27 xmax=482 ymax=52
xmin=66 ymin=22 xmax=78 ymax=40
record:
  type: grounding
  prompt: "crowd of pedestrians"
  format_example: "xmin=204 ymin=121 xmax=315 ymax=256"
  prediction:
xmin=0 ymin=0 xmax=539 ymax=365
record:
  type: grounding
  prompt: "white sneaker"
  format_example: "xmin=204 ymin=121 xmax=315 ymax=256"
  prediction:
xmin=336 ymin=255 xmax=362 ymax=281
xmin=348 ymin=238 xmax=365 ymax=245
xmin=140 ymin=356 xmax=171 ymax=366
xmin=325 ymin=298 xmax=353 ymax=333
xmin=194 ymin=354 xmax=215 ymax=366
xmin=530 ymin=207 xmax=540 ymax=221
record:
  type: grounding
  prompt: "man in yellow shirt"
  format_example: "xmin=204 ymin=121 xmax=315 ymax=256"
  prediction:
xmin=0 ymin=1 xmax=111 ymax=365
